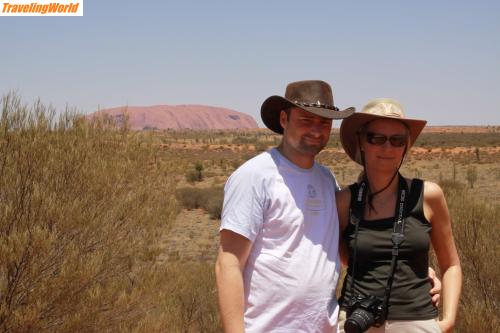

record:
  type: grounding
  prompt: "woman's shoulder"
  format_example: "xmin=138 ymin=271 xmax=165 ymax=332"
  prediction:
xmin=402 ymin=176 xmax=445 ymax=198
xmin=422 ymin=180 xmax=445 ymax=201
xmin=403 ymin=177 xmax=443 ymax=197
xmin=417 ymin=180 xmax=448 ymax=222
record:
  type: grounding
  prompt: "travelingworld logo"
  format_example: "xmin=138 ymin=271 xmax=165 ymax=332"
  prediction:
xmin=1 ymin=0 xmax=83 ymax=16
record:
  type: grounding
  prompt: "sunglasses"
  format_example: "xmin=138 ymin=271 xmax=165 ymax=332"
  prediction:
xmin=365 ymin=132 xmax=408 ymax=147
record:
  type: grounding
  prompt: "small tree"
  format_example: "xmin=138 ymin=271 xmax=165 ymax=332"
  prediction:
xmin=186 ymin=162 xmax=204 ymax=183
xmin=195 ymin=161 xmax=204 ymax=181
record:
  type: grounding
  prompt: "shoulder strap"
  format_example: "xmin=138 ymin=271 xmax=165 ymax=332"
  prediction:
xmin=348 ymin=183 xmax=362 ymax=223
xmin=406 ymin=178 xmax=424 ymax=217
xmin=348 ymin=182 xmax=359 ymax=202
xmin=382 ymin=174 xmax=409 ymax=319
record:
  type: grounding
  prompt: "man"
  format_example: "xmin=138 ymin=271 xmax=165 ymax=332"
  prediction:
xmin=215 ymin=80 xmax=355 ymax=332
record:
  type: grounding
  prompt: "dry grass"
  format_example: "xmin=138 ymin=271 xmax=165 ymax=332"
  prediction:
xmin=158 ymin=209 xmax=219 ymax=263
xmin=437 ymin=181 xmax=499 ymax=332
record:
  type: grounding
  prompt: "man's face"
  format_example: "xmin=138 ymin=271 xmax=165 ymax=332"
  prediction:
xmin=280 ymin=107 xmax=333 ymax=156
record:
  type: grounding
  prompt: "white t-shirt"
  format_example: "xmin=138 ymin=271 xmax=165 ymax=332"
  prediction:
xmin=221 ymin=148 xmax=341 ymax=333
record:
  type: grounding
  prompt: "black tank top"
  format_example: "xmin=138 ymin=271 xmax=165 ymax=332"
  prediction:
xmin=340 ymin=179 xmax=438 ymax=320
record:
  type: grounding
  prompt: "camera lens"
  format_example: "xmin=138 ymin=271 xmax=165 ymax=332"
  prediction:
xmin=344 ymin=308 xmax=375 ymax=333
xmin=344 ymin=320 xmax=362 ymax=333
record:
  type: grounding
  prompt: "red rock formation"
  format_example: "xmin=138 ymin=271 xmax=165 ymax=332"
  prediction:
xmin=87 ymin=105 xmax=258 ymax=130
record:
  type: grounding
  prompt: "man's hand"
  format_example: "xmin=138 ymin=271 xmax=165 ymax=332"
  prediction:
xmin=428 ymin=267 xmax=441 ymax=306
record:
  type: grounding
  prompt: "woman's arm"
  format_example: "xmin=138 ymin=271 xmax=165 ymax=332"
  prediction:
xmin=336 ymin=188 xmax=351 ymax=267
xmin=424 ymin=181 xmax=462 ymax=333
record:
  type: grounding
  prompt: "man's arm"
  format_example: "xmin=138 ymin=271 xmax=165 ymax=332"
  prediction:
xmin=215 ymin=229 xmax=253 ymax=333
xmin=335 ymin=188 xmax=351 ymax=267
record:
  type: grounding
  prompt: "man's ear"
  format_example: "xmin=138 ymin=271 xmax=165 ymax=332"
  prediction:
xmin=279 ymin=110 xmax=288 ymax=130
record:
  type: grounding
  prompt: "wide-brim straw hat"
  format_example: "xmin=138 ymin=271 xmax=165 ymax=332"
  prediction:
xmin=261 ymin=80 xmax=355 ymax=134
xmin=340 ymin=98 xmax=427 ymax=165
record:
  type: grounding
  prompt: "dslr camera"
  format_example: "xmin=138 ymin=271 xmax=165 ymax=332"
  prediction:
xmin=343 ymin=295 xmax=385 ymax=333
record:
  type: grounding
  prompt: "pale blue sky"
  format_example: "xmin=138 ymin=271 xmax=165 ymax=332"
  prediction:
xmin=1 ymin=0 xmax=499 ymax=126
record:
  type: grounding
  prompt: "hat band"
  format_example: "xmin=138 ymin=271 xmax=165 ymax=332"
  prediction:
xmin=381 ymin=112 xmax=404 ymax=118
xmin=294 ymin=101 xmax=339 ymax=111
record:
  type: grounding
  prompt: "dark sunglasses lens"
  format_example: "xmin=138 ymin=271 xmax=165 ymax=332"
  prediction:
xmin=367 ymin=133 xmax=387 ymax=145
xmin=366 ymin=132 xmax=407 ymax=147
xmin=389 ymin=135 xmax=407 ymax=147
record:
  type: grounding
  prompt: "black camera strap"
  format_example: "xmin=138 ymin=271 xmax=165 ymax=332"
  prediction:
xmin=347 ymin=173 xmax=409 ymax=319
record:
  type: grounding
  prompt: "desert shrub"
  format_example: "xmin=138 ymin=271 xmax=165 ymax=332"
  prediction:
xmin=414 ymin=132 xmax=500 ymax=148
xmin=204 ymin=171 xmax=217 ymax=178
xmin=203 ymin=187 xmax=224 ymax=220
xmin=185 ymin=161 xmax=204 ymax=183
xmin=195 ymin=161 xmax=204 ymax=174
xmin=185 ymin=169 xmax=200 ymax=183
xmin=495 ymin=167 xmax=500 ymax=181
xmin=0 ymin=93 xmax=177 ymax=332
xmin=176 ymin=186 xmax=224 ymax=219
xmin=438 ymin=180 xmax=499 ymax=332
xmin=133 ymin=262 xmax=220 ymax=332
xmin=175 ymin=187 xmax=205 ymax=209
xmin=254 ymin=141 xmax=269 ymax=152
xmin=230 ymin=159 xmax=244 ymax=170
xmin=232 ymin=135 xmax=257 ymax=145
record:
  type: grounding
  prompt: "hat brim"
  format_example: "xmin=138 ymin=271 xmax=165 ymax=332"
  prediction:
xmin=340 ymin=113 xmax=427 ymax=165
xmin=261 ymin=96 xmax=355 ymax=134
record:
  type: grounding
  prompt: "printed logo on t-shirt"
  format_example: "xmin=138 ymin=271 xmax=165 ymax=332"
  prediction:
xmin=307 ymin=184 xmax=317 ymax=198
xmin=305 ymin=184 xmax=324 ymax=214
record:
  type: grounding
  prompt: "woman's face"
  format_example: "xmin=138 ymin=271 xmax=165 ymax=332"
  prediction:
xmin=360 ymin=119 xmax=409 ymax=172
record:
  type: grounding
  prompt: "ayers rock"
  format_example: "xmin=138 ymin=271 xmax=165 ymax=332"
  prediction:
xmin=87 ymin=105 xmax=259 ymax=130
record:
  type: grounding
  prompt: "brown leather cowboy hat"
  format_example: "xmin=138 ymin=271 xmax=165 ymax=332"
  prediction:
xmin=261 ymin=80 xmax=355 ymax=134
xmin=340 ymin=98 xmax=427 ymax=165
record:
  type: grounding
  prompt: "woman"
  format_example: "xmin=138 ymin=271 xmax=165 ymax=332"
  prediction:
xmin=336 ymin=99 xmax=462 ymax=333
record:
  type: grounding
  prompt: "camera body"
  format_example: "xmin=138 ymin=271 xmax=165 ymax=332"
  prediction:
xmin=344 ymin=294 xmax=386 ymax=333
